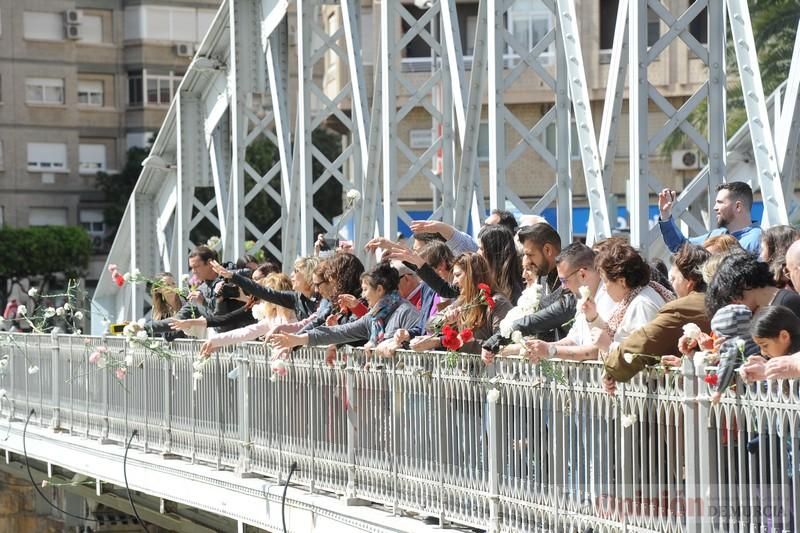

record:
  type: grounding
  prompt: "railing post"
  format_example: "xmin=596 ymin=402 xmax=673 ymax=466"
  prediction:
xmin=344 ymin=348 xmax=358 ymax=502
xmin=236 ymin=354 xmax=251 ymax=475
xmin=487 ymin=363 xmax=502 ymax=533
xmin=694 ymin=358 xmax=712 ymax=532
xmin=50 ymin=332 xmax=61 ymax=430
xmin=309 ymin=347 xmax=317 ymax=494
xmin=551 ymin=369 xmax=565 ymax=528
xmin=162 ymin=356 xmax=174 ymax=456
xmin=682 ymin=356 xmax=702 ymax=533
xmin=100 ymin=350 xmax=110 ymax=444
xmin=215 ymin=353 xmax=223 ymax=470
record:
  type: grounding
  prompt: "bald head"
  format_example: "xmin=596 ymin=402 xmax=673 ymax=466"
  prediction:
xmin=786 ymin=239 xmax=800 ymax=291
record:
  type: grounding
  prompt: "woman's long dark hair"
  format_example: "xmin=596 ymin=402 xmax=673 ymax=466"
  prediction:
xmin=324 ymin=252 xmax=365 ymax=300
xmin=477 ymin=225 xmax=522 ymax=303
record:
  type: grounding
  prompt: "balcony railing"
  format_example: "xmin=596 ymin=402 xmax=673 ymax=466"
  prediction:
xmin=0 ymin=333 xmax=796 ymax=532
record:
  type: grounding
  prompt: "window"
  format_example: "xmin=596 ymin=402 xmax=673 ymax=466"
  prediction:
xmin=147 ymin=75 xmax=174 ymax=105
xmin=25 ymin=78 xmax=64 ymax=105
xmin=23 ymin=12 xmax=63 ymax=41
xmin=81 ymin=15 xmax=103 ymax=43
xmin=477 ymin=123 xmax=490 ymax=161
xmin=402 ymin=5 xmax=432 ymax=71
xmin=124 ymin=6 xmax=200 ymax=42
xmin=80 ymin=209 xmax=106 ymax=236
xmin=78 ymin=80 xmax=104 ymax=106
xmin=507 ymin=0 xmax=554 ymax=64
xmin=29 ymin=207 xmax=68 ymax=226
xmin=545 ymin=122 xmax=580 ymax=159
xmin=689 ymin=0 xmax=708 ymax=44
xmin=409 ymin=129 xmax=433 ymax=149
xmin=128 ymin=72 xmax=143 ymax=105
xmin=27 ymin=142 xmax=67 ymax=171
xmin=126 ymin=132 xmax=154 ymax=149
xmin=599 ymin=0 xmax=619 ymax=60
xmin=647 ymin=8 xmax=660 ymax=47
xmin=79 ymin=144 xmax=107 ymax=173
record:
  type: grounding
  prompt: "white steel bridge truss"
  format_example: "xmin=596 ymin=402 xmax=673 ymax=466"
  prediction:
xmin=93 ymin=0 xmax=800 ymax=326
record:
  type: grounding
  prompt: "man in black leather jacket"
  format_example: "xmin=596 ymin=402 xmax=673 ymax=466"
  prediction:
xmin=482 ymin=223 xmax=577 ymax=356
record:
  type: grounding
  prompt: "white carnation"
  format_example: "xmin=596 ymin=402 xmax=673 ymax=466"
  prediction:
xmin=55 ymin=307 xmax=65 ymax=317
xmin=137 ymin=318 xmax=147 ymax=327
xmin=44 ymin=307 xmax=56 ymax=318
xmin=193 ymin=371 xmax=203 ymax=381
xmin=0 ymin=360 xmax=7 ymax=369
xmin=136 ymin=330 xmax=148 ymax=340
xmin=346 ymin=189 xmax=362 ymax=203
xmin=486 ymin=389 xmax=500 ymax=403
xmin=192 ymin=360 xmax=205 ymax=371
xmin=27 ymin=288 xmax=38 ymax=298
xmin=736 ymin=339 xmax=746 ymax=352
xmin=17 ymin=305 xmax=27 ymax=316
xmin=682 ymin=323 xmax=702 ymax=341
xmin=124 ymin=354 xmax=134 ymax=366
xmin=74 ymin=329 xmax=82 ymax=335
xmin=181 ymin=274 xmax=191 ymax=283
xmin=122 ymin=323 xmax=136 ymax=338
xmin=132 ymin=268 xmax=141 ymax=277
xmin=123 ymin=272 xmax=132 ymax=282
xmin=271 ymin=359 xmax=286 ymax=372
xmin=0 ymin=389 xmax=6 ymax=397
xmin=576 ymin=285 xmax=591 ymax=307
xmin=621 ymin=413 xmax=637 ymax=428
xmin=252 ymin=302 xmax=269 ymax=322
xmin=28 ymin=365 xmax=39 ymax=375
xmin=511 ymin=330 xmax=524 ymax=345
xmin=63 ymin=303 xmax=71 ymax=311
xmin=623 ymin=353 xmax=635 ymax=364
xmin=73 ymin=311 xmax=84 ymax=320
xmin=97 ymin=358 xmax=107 ymax=369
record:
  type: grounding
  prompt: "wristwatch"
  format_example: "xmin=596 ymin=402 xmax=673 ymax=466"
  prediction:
xmin=547 ymin=344 xmax=557 ymax=358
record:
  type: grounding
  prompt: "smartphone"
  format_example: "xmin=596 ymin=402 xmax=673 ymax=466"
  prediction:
xmin=109 ymin=323 xmax=126 ymax=335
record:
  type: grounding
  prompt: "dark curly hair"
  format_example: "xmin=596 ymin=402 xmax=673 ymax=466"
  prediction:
xmin=593 ymin=240 xmax=650 ymax=289
xmin=672 ymin=243 xmax=711 ymax=292
xmin=704 ymin=253 xmax=775 ymax=317
xmin=324 ymin=252 xmax=365 ymax=299
xmin=361 ymin=261 xmax=400 ymax=293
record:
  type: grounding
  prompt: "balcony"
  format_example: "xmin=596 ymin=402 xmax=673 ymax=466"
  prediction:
xmin=0 ymin=333 xmax=794 ymax=531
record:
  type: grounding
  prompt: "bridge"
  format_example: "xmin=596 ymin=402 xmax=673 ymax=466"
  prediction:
xmin=0 ymin=333 xmax=792 ymax=531
xmin=90 ymin=0 xmax=800 ymax=323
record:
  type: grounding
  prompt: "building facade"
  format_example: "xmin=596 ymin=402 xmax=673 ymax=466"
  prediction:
xmin=0 ymin=0 xmax=220 ymax=278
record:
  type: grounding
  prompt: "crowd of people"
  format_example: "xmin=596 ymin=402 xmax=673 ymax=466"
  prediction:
xmin=119 ymin=180 xmax=800 ymax=397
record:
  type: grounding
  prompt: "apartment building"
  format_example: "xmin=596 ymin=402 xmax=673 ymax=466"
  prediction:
xmin=0 ymin=0 xmax=220 ymax=276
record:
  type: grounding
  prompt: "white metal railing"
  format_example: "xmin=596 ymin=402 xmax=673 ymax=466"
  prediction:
xmin=0 ymin=333 xmax=797 ymax=532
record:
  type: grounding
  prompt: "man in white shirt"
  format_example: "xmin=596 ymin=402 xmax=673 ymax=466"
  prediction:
xmin=525 ymin=243 xmax=615 ymax=361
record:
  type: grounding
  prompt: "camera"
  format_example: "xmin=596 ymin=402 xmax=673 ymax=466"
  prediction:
xmin=216 ymin=282 xmax=241 ymax=299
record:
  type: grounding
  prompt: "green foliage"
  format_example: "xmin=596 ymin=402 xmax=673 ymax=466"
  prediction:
xmin=96 ymin=146 xmax=149 ymax=238
xmin=661 ymin=2 xmax=798 ymax=155
xmin=0 ymin=226 xmax=92 ymax=278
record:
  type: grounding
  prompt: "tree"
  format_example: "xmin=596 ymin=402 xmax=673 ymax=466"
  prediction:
xmin=661 ymin=3 xmax=798 ymax=155
xmin=0 ymin=226 xmax=92 ymax=307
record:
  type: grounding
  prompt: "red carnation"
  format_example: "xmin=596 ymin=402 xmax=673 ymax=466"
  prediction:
xmin=113 ymin=272 xmax=125 ymax=287
xmin=704 ymin=373 xmax=719 ymax=387
xmin=459 ymin=328 xmax=474 ymax=343
xmin=441 ymin=325 xmax=463 ymax=351
xmin=483 ymin=294 xmax=496 ymax=310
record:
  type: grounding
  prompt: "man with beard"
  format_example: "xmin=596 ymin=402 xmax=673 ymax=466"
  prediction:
xmin=657 ymin=181 xmax=762 ymax=255
xmin=481 ymin=223 xmax=576 ymax=360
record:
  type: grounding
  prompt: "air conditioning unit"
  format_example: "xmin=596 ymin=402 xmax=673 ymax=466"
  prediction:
xmin=65 ymin=24 xmax=82 ymax=40
xmin=64 ymin=9 xmax=82 ymax=25
xmin=671 ymin=149 xmax=700 ymax=170
xmin=175 ymin=42 xmax=194 ymax=57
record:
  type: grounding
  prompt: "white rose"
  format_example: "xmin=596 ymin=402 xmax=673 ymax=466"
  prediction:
xmin=623 ymin=353 xmax=635 ymax=364
xmin=736 ymin=339 xmax=746 ymax=352
xmin=28 ymin=365 xmax=39 ymax=375
xmin=17 ymin=305 xmax=27 ymax=316
xmin=44 ymin=307 xmax=56 ymax=318
xmin=63 ymin=303 xmax=71 ymax=311
xmin=346 ymin=189 xmax=362 ymax=203
xmin=499 ymin=321 xmax=513 ymax=339
xmin=621 ymin=413 xmax=637 ymax=428
xmin=193 ymin=371 xmax=203 ymax=380
xmin=124 ymin=355 xmax=134 ymax=366
xmin=511 ymin=330 xmax=524 ymax=345
xmin=137 ymin=318 xmax=147 ymax=327
xmin=486 ymin=389 xmax=501 ymax=403
xmin=73 ymin=311 xmax=84 ymax=320
xmin=55 ymin=307 xmax=64 ymax=317
xmin=97 ymin=358 xmax=107 ymax=369
xmin=682 ymin=323 xmax=702 ymax=341
xmin=136 ymin=330 xmax=148 ymax=340
xmin=252 ymin=302 xmax=268 ymax=322
xmin=27 ymin=288 xmax=38 ymax=298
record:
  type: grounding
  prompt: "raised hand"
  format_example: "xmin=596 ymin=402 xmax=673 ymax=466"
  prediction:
xmin=209 ymin=260 xmax=233 ymax=279
xmin=657 ymin=189 xmax=677 ymax=221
